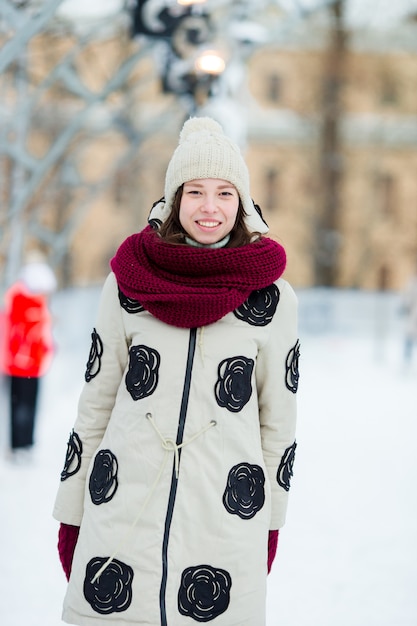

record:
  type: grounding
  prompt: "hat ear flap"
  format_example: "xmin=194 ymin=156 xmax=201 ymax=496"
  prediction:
xmin=148 ymin=198 xmax=169 ymax=229
xmin=246 ymin=200 xmax=269 ymax=234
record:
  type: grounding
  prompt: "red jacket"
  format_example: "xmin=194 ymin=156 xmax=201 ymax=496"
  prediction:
xmin=1 ymin=282 xmax=54 ymax=378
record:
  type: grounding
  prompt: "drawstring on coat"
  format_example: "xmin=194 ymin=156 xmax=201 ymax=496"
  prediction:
xmin=198 ymin=326 xmax=205 ymax=364
xmin=146 ymin=412 xmax=215 ymax=479
xmin=90 ymin=413 xmax=216 ymax=584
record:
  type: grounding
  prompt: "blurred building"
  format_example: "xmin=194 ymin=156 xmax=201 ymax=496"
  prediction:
xmin=247 ymin=13 xmax=417 ymax=289
xmin=1 ymin=6 xmax=417 ymax=290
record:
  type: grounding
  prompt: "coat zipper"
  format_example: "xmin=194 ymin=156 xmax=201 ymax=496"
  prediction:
xmin=159 ymin=328 xmax=197 ymax=626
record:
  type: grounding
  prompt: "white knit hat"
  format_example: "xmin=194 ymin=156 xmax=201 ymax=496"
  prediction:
xmin=148 ymin=117 xmax=269 ymax=234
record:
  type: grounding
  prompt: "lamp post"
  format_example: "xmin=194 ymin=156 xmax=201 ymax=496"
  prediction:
xmin=177 ymin=0 xmax=207 ymax=5
xmin=130 ymin=0 xmax=228 ymax=113
xmin=185 ymin=48 xmax=226 ymax=112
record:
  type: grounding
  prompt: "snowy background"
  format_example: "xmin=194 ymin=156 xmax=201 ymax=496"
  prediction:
xmin=1 ymin=285 xmax=417 ymax=626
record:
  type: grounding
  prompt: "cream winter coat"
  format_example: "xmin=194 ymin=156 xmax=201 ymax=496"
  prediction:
xmin=53 ymin=271 xmax=299 ymax=626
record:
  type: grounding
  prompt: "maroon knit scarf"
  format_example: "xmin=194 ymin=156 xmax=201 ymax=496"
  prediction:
xmin=110 ymin=226 xmax=286 ymax=328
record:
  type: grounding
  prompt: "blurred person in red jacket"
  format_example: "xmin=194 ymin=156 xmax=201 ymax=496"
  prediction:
xmin=1 ymin=251 xmax=57 ymax=462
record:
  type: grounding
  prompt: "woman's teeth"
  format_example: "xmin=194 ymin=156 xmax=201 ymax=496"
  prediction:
xmin=198 ymin=221 xmax=219 ymax=228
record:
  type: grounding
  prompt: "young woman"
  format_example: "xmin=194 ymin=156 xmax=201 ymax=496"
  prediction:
xmin=53 ymin=117 xmax=299 ymax=626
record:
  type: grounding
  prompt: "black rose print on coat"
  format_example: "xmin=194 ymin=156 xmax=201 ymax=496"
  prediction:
xmin=85 ymin=328 xmax=104 ymax=382
xmin=285 ymin=339 xmax=300 ymax=393
xmin=178 ymin=564 xmax=232 ymax=622
xmin=125 ymin=344 xmax=160 ymax=401
xmin=215 ymin=356 xmax=254 ymax=412
xmin=223 ymin=462 xmax=265 ymax=520
xmin=277 ymin=441 xmax=297 ymax=492
xmin=118 ymin=288 xmax=144 ymax=314
xmin=234 ymin=284 xmax=280 ymax=326
xmin=89 ymin=449 xmax=119 ymax=505
xmin=60 ymin=430 xmax=83 ymax=481
xmin=84 ymin=557 xmax=134 ymax=615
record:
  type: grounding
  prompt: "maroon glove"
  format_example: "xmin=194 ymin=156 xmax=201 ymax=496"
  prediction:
xmin=267 ymin=530 xmax=279 ymax=574
xmin=58 ymin=523 xmax=80 ymax=581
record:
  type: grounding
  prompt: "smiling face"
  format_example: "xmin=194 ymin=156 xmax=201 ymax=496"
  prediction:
xmin=179 ymin=178 xmax=240 ymax=245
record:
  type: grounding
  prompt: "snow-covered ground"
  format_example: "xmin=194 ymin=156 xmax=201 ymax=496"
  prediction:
xmin=1 ymin=286 xmax=416 ymax=626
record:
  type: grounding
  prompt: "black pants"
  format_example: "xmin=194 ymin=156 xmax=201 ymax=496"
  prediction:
xmin=9 ymin=376 xmax=40 ymax=450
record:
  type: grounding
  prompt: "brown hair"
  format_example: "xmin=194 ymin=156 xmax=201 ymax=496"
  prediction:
xmin=158 ymin=186 xmax=261 ymax=247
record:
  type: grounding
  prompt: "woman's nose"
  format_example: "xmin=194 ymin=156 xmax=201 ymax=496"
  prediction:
xmin=201 ymin=195 xmax=216 ymax=212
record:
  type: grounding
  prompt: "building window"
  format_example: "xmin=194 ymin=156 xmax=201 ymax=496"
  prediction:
xmin=374 ymin=172 xmax=396 ymax=218
xmin=380 ymin=75 xmax=398 ymax=106
xmin=377 ymin=266 xmax=390 ymax=291
xmin=266 ymin=73 xmax=281 ymax=104
xmin=264 ymin=167 xmax=279 ymax=211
